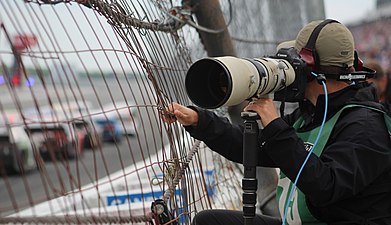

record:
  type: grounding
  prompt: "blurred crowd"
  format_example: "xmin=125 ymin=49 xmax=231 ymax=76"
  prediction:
xmin=349 ymin=17 xmax=391 ymax=112
xmin=350 ymin=17 xmax=391 ymax=74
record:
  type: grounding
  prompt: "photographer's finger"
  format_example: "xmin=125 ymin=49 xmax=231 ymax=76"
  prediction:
xmin=161 ymin=114 xmax=177 ymax=124
xmin=174 ymin=109 xmax=187 ymax=122
xmin=159 ymin=108 xmax=177 ymax=123
xmin=175 ymin=109 xmax=199 ymax=126
xmin=244 ymin=101 xmax=256 ymax=112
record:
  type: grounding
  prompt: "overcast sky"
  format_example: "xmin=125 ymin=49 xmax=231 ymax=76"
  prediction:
xmin=0 ymin=0 xmax=380 ymax=72
xmin=324 ymin=0 xmax=376 ymax=23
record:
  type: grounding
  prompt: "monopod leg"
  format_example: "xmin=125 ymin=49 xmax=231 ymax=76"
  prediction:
xmin=241 ymin=111 xmax=260 ymax=225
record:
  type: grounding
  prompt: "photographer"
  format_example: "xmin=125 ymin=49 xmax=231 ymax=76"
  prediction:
xmin=162 ymin=20 xmax=391 ymax=224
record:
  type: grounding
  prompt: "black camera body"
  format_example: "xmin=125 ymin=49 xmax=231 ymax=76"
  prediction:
xmin=272 ymin=47 xmax=309 ymax=103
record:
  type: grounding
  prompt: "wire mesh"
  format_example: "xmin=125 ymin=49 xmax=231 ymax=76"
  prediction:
xmin=0 ymin=0 xmax=328 ymax=224
xmin=0 ymin=1 xmax=242 ymax=224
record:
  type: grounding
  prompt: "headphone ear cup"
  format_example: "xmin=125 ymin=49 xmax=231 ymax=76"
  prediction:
xmin=354 ymin=50 xmax=363 ymax=71
xmin=299 ymin=48 xmax=316 ymax=70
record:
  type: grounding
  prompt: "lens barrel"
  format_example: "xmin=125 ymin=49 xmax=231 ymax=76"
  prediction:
xmin=185 ymin=56 xmax=295 ymax=109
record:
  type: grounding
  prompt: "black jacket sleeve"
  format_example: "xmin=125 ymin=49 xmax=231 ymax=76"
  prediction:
xmin=184 ymin=107 xmax=277 ymax=166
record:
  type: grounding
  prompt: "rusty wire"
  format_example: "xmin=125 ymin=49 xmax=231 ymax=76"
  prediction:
xmin=0 ymin=0 xmax=244 ymax=224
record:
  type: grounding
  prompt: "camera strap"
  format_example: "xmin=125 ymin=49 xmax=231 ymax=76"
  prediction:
xmin=315 ymin=67 xmax=375 ymax=81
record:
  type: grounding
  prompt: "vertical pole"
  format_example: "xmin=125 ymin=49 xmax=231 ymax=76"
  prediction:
xmin=241 ymin=112 xmax=260 ymax=225
xmin=184 ymin=0 xmax=236 ymax=57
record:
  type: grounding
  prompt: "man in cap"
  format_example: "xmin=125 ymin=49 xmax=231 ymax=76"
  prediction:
xmin=365 ymin=60 xmax=388 ymax=103
xmin=162 ymin=20 xmax=391 ymax=224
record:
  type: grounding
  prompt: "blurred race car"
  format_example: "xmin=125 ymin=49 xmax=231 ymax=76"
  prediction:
xmin=91 ymin=114 xmax=123 ymax=143
xmin=24 ymin=106 xmax=89 ymax=159
xmin=103 ymin=101 xmax=139 ymax=136
xmin=72 ymin=118 xmax=103 ymax=150
xmin=0 ymin=123 xmax=37 ymax=174
xmin=25 ymin=120 xmax=84 ymax=161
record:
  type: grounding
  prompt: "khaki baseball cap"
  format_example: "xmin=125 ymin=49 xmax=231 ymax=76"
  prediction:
xmin=278 ymin=20 xmax=355 ymax=68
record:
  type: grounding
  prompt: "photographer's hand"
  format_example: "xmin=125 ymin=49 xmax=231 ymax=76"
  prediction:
xmin=244 ymin=98 xmax=279 ymax=127
xmin=160 ymin=102 xmax=199 ymax=126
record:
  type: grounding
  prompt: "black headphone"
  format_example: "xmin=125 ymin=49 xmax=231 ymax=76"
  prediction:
xmin=298 ymin=19 xmax=375 ymax=81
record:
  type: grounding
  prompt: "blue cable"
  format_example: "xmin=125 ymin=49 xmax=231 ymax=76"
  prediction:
xmin=281 ymin=72 xmax=328 ymax=225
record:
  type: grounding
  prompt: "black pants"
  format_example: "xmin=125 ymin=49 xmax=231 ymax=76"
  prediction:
xmin=192 ymin=209 xmax=282 ymax=225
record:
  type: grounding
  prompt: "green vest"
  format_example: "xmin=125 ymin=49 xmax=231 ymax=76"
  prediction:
xmin=276 ymin=104 xmax=391 ymax=225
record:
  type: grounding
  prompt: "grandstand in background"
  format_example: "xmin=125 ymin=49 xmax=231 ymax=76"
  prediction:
xmin=377 ymin=0 xmax=391 ymax=8
xmin=348 ymin=0 xmax=391 ymax=73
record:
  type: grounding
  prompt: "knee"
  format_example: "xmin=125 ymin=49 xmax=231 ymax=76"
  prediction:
xmin=191 ymin=210 xmax=213 ymax=225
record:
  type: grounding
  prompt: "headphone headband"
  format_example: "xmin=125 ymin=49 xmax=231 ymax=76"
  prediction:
xmin=304 ymin=19 xmax=340 ymax=51
xmin=300 ymin=19 xmax=341 ymax=71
